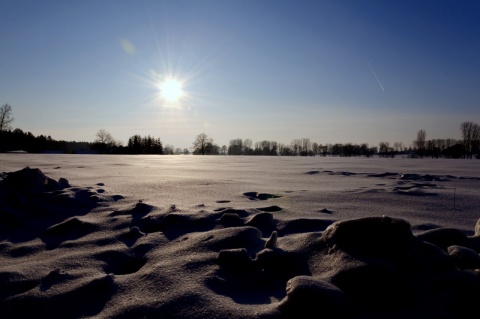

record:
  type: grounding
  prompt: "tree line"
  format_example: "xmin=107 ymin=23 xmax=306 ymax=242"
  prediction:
xmin=91 ymin=129 xmax=165 ymax=155
xmin=0 ymin=127 xmax=92 ymax=154
xmin=190 ymin=120 xmax=479 ymax=159
xmin=190 ymin=131 xmax=474 ymax=159
xmin=0 ymin=104 xmax=170 ymax=154
xmin=0 ymin=127 xmax=166 ymax=155
xmin=1 ymin=103 xmax=479 ymax=158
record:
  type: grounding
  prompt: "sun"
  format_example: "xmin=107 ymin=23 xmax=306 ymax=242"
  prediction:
xmin=159 ymin=78 xmax=184 ymax=102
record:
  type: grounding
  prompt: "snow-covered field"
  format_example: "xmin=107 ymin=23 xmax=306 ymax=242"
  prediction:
xmin=1 ymin=154 xmax=480 ymax=318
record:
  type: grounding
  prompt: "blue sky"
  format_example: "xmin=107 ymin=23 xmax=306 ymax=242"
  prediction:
xmin=1 ymin=0 xmax=479 ymax=150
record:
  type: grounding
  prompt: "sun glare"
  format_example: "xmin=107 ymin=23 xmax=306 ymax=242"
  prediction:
xmin=159 ymin=78 xmax=184 ymax=102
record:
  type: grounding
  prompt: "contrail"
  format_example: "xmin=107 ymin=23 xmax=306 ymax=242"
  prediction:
xmin=368 ymin=63 xmax=385 ymax=92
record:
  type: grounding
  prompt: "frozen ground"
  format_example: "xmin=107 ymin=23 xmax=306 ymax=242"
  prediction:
xmin=1 ymin=154 xmax=480 ymax=319
xmin=2 ymin=154 xmax=479 ymax=232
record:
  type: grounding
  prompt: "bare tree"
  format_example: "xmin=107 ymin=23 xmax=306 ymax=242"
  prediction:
xmin=301 ymin=138 xmax=312 ymax=156
xmin=228 ymin=138 xmax=243 ymax=155
xmin=360 ymin=143 xmax=370 ymax=157
xmin=290 ymin=139 xmax=301 ymax=155
xmin=393 ymin=142 xmax=404 ymax=153
xmin=220 ymin=145 xmax=227 ymax=155
xmin=0 ymin=104 xmax=14 ymax=131
xmin=92 ymin=129 xmax=117 ymax=153
xmin=193 ymin=133 xmax=212 ymax=155
xmin=163 ymin=144 xmax=174 ymax=155
xmin=95 ymin=129 xmax=115 ymax=146
xmin=460 ymin=121 xmax=480 ymax=159
xmin=312 ymin=142 xmax=318 ymax=156
xmin=414 ymin=129 xmax=426 ymax=158
xmin=243 ymin=138 xmax=253 ymax=155
xmin=378 ymin=141 xmax=394 ymax=157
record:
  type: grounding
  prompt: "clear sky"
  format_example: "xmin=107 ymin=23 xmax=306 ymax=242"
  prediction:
xmin=2 ymin=0 xmax=479 ymax=150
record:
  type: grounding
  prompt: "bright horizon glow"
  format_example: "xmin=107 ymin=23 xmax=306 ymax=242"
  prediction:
xmin=159 ymin=78 xmax=184 ymax=103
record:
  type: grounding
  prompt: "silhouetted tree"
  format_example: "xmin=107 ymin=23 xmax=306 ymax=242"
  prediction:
xmin=228 ymin=138 xmax=243 ymax=155
xmin=221 ymin=145 xmax=227 ymax=155
xmin=278 ymin=143 xmax=293 ymax=156
xmin=254 ymin=140 xmax=277 ymax=155
xmin=319 ymin=144 xmax=328 ymax=156
xmin=312 ymin=142 xmax=318 ymax=156
xmin=193 ymin=133 xmax=212 ymax=155
xmin=137 ymin=135 xmax=162 ymax=154
xmin=0 ymin=128 xmax=94 ymax=153
xmin=300 ymin=138 xmax=312 ymax=156
xmin=378 ymin=142 xmax=395 ymax=157
xmin=343 ymin=143 xmax=355 ymax=157
xmin=330 ymin=144 xmax=342 ymax=156
xmin=243 ymin=139 xmax=254 ymax=155
xmin=92 ymin=129 xmax=116 ymax=153
xmin=393 ymin=142 xmax=405 ymax=153
xmin=425 ymin=139 xmax=442 ymax=158
xmin=208 ymin=143 xmax=220 ymax=155
xmin=443 ymin=143 xmax=463 ymax=158
xmin=0 ymin=104 xmax=14 ymax=131
xmin=360 ymin=143 xmax=370 ymax=157
xmin=460 ymin=121 xmax=480 ymax=159
xmin=414 ymin=129 xmax=427 ymax=158
xmin=163 ymin=144 xmax=174 ymax=155
xmin=290 ymin=139 xmax=301 ymax=155
xmin=95 ymin=129 xmax=113 ymax=144
xmin=127 ymin=134 xmax=142 ymax=154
